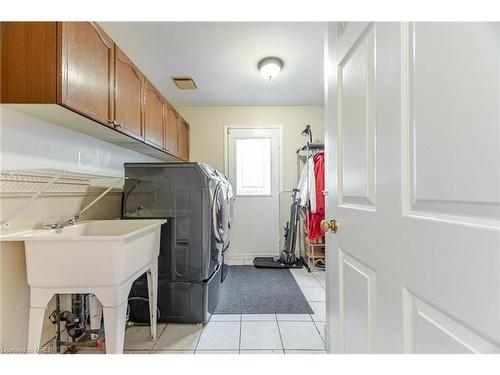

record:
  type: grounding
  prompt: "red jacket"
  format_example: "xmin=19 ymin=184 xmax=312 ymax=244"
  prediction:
xmin=307 ymin=152 xmax=325 ymax=241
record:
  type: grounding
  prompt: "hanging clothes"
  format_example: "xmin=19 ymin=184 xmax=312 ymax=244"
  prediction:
xmin=296 ymin=151 xmax=325 ymax=241
xmin=297 ymin=156 xmax=316 ymax=212
xmin=307 ymin=152 xmax=325 ymax=241
xmin=313 ymin=151 xmax=325 ymax=213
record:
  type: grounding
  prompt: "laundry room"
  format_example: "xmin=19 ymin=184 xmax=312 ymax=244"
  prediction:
xmin=1 ymin=3 xmax=500 ymax=374
xmin=0 ymin=21 xmax=327 ymax=355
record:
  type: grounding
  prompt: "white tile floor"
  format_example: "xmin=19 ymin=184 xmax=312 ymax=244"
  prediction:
xmin=240 ymin=321 xmax=282 ymax=350
xmin=84 ymin=267 xmax=327 ymax=354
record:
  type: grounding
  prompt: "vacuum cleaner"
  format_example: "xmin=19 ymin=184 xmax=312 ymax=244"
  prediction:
xmin=253 ymin=188 xmax=303 ymax=269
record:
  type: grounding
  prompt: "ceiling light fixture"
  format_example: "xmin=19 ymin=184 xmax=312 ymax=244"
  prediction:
xmin=258 ymin=57 xmax=283 ymax=82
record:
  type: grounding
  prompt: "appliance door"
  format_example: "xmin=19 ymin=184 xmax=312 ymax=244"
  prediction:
xmin=226 ymin=183 xmax=234 ymax=229
xmin=212 ymin=182 xmax=228 ymax=246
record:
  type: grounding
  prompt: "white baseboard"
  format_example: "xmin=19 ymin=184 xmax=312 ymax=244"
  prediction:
xmin=224 ymin=253 xmax=276 ymax=266
xmin=224 ymin=253 xmax=275 ymax=261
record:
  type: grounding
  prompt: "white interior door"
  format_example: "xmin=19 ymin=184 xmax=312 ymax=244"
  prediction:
xmin=324 ymin=22 xmax=500 ymax=353
xmin=226 ymin=127 xmax=280 ymax=259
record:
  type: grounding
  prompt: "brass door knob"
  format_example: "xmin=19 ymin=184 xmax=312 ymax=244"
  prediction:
xmin=321 ymin=219 xmax=338 ymax=233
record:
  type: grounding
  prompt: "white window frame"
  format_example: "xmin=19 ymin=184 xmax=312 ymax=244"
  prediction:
xmin=223 ymin=125 xmax=283 ymax=196
xmin=234 ymin=137 xmax=272 ymax=197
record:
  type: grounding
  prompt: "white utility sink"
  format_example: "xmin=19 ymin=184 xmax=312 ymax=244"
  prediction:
xmin=4 ymin=220 xmax=165 ymax=288
xmin=1 ymin=219 xmax=166 ymax=354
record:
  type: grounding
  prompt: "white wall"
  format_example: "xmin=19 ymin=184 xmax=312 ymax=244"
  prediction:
xmin=178 ymin=106 xmax=324 ymax=190
xmin=177 ymin=106 xmax=324 ymax=259
xmin=0 ymin=106 xmax=160 ymax=351
xmin=0 ymin=106 xmax=158 ymax=175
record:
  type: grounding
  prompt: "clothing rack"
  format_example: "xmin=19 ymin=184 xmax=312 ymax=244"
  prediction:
xmin=296 ymin=142 xmax=325 ymax=271
xmin=296 ymin=142 xmax=325 ymax=154
xmin=296 ymin=142 xmax=324 ymax=201
xmin=299 ymin=215 xmax=325 ymax=271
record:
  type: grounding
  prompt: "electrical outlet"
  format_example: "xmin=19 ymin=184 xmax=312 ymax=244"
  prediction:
xmin=2 ymin=222 xmax=11 ymax=229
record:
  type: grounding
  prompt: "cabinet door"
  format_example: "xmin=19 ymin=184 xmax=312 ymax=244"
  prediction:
xmin=144 ymin=80 xmax=164 ymax=149
xmin=178 ymin=119 xmax=190 ymax=161
xmin=58 ymin=22 xmax=114 ymax=126
xmin=114 ymin=46 xmax=144 ymax=139
xmin=164 ymin=103 xmax=178 ymax=155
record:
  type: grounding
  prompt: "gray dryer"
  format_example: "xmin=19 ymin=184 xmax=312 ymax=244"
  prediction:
xmin=122 ymin=162 xmax=229 ymax=323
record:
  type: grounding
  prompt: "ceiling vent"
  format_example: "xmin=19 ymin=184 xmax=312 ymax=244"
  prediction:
xmin=172 ymin=77 xmax=198 ymax=90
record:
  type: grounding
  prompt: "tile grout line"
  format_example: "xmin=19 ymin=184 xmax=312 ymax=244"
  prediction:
xmin=276 ymin=314 xmax=286 ymax=354
xmin=238 ymin=314 xmax=242 ymax=354
xmin=316 ymin=274 xmax=326 ymax=290
xmin=311 ymin=271 xmax=326 ymax=291
xmin=275 ymin=314 xmax=286 ymax=353
xmin=150 ymin=323 xmax=168 ymax=352
xmin=193 ymin=322 xmax=205 ymax=354
xmin=312 ymin=320 xmax=326 ymax=347
xmin=299 ymin=283 xmax=326 ymax=303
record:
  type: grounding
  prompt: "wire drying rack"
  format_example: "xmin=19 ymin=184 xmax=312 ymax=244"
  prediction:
xmin=0 ymin=168 xmax=123 ymax=228
xmin=1 ymin=168 xmax=113 ymax=185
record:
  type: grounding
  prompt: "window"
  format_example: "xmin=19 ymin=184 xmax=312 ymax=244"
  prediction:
xmin=235 ymin=137 xmax=272 ymax=196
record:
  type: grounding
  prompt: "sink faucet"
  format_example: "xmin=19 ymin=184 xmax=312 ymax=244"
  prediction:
xmin=61 ymin=215 xmax=79 ymax=227
xmin=43 ymin=215 xmax=79 ymax=230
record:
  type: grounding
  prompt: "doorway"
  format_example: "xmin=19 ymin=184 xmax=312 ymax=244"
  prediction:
xmin=225 ymin=127 xmax=281 ymax=260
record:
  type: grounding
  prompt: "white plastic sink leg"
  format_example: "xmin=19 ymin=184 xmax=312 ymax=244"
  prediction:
xmin=26 ymin=258 xmax=159 ymax=354
xmin=89 ymin=295 xmax=103 ymax=340
xmin=28 ymin=306 xmax=47 ymax=353
xmin=102 ymin=302 xmax=128 ymax=354
xmin=146 ymin=259 xmax=158 ymax=341
xmin=101 ymin=259 xmax=157 ymax=353
xmin=27 ymin=287 xmax=54 ymax=353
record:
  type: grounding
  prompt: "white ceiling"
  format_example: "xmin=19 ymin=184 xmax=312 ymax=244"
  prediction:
xmin=98 ymin=22 xmax=325 ymax=106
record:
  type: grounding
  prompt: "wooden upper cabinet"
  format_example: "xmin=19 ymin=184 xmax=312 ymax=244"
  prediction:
xmin=164 ymin=103 xmax=178 ymax=155
xmin=1 ymin=22 xmax=188 ymax=161
xmin=178 ymin=118 xmax=190 ymax=161
xmin=1 ymin=22 xmax=58 ymax=103
xmin=114 ymin=46 xmax=144 ymax=140
xmin=58 ymin=22 xmax=115 ymax=126
xmin=144 ymin=79 xmax=165 ymax=149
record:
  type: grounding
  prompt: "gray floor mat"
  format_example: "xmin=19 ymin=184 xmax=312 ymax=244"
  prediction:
xmin=214 ymin=265 xmax=313 ymax=314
